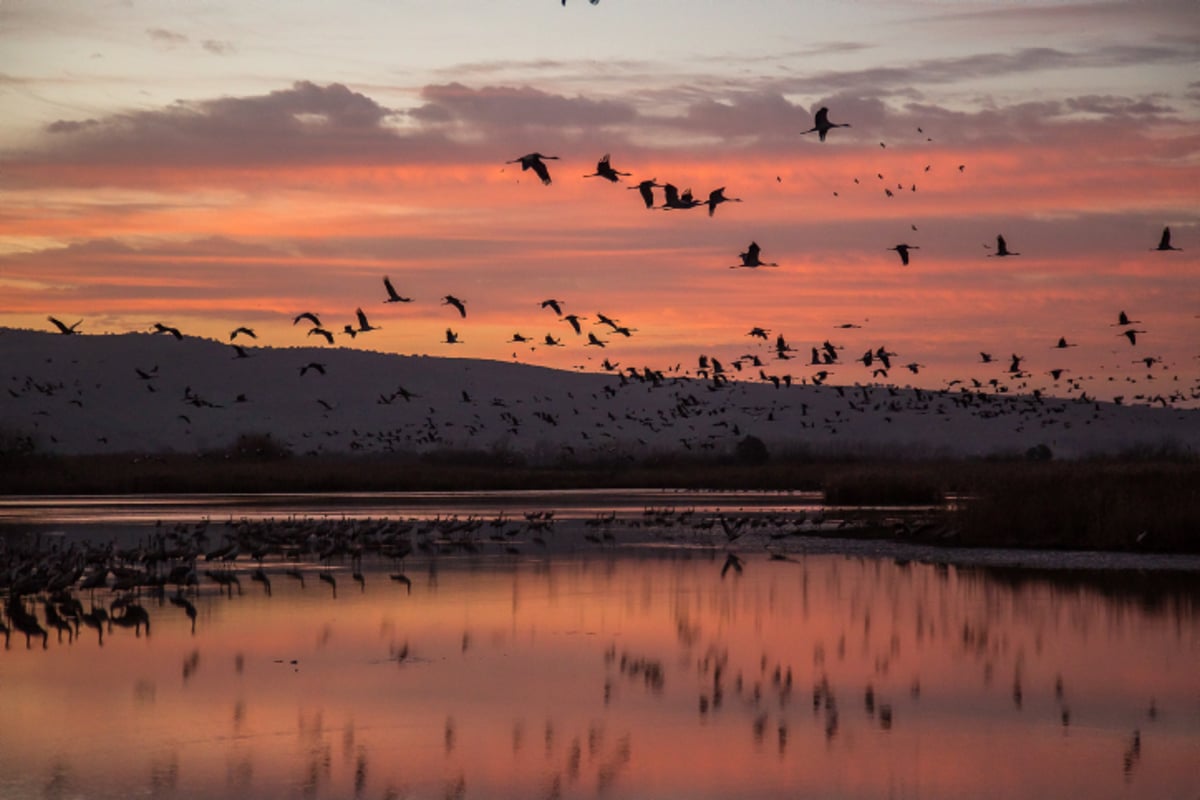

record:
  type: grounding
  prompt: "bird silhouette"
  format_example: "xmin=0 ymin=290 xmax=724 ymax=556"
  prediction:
xmin=544 ymin=334 xmax=564 ymax=347
xmin=1113 ymin=311 xmax=1142 ymax=326
xmin=383 ymin=276 xmax=412 ymax=303
xmin=1054 ymin=336 xmax=1077 ymax=349
xmin=1153 ymin=227 xmax=1181 ymax=251
xmin=293 ymin=311 xmax=322 ymax=327
xmin=509 ymin=332 xmax=531 ymax=343
xmin=355 ymin=308 xmax=379 ymax=332
xmin=732 ymin=241 xmax=778 ymax=268
xmin=661 ymin=184 xmax=702 ymax=210
xmin=230 ymin=326 xmax=256 ymax=340
xmin=1120 ymin=329 xmax=1146 ymax=345
xmin=801 ymin=107 xmax=850 ymax=142
xmin=444 ymin=328 xmax=461 ymax=344
xmin=629 ymin=179 xmax=661 ymax=209
xmin=541 ymin=299 xmax=564 ymax=315
xmin=48 ymin=316 xmax=81 ymax=335
xmin=308 ymin=327 xmax=334 ymax=344
xmin=705 ymin=187 xmax=742 ymax=217
xmin=583 ymin=154 xmax=630 ymax=182
xmin=507 ymin=153 xmax=558 ymax=185
xmin=152 ymin=322 xmax=183 ymax=339
xmin=988 ymin=235 xmax=1020 ymax=257
xmin=586 ymin=332 xmax=606 ymax=347
xmin=443 ymin=295 xmax=467 ymax=318
xmin=888 ymin=244 xmax=919 ymax=266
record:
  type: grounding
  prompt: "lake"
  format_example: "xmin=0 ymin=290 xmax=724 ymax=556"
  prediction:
xmin=1 ymin=494 xmax=1197 ymax=799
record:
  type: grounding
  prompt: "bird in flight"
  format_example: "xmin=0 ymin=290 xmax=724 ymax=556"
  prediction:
xmin=509 ymin=332 xmax=531 ymax=343
xmin=541 ymin=299 xmax=564 ymax=316
xmin=731 ymin=241 xmax=778 ymax=268
xmin=661 ymin=184 xmax=703 ymax=210
xmin=1119 ymin=329 xmax=1145 ymax=346
xmin=383 ymin=276 xmax=412 ymax=303
xmin=629 ymin=179 xmax=661 ymax=209
xmin=583 ymin=154 xmax=630 ymax=182
xmin=444 ymin=328 xmax=461 ymax=344
xmin=355 ymin=308 xmax=380 ymax=332
xmin=47 ymin=316 xmax=81 ymax=335
xmin=293 ymin=311 xmax=322 ymax=327
xmin=507 ymin=153 xmax=558 ymax=185
xmin=443 ymin=295 xmax=467 ymax=318
xmin=1053 ymin=337 xmax=1077 ymax=349
xmin=888 ymin=244 xmax=919 ymax=266
xmin=586 ymin=332 xmax=607 ymax=347
xmin=562 ymin=314 xmax=585 ymax=334
xmin=705 ymin=187 xmax=742 ymax=217
xmin=1154 ymin=227 xmax=1181 ymax=251
xmin=308 ymin=327 xmax=335 ymax=345
xmin=230 ymin=326 xmax=256 ymax=341
xmin=987 ymin=235 xmax=1020 ymax=257
xmin=801 ymin=107 xmax=850 ymax=142
xmin=152 ymin=322 xmax=182 ymax=339
xmin=1113 ymin=311 xmax=1142 ymax=326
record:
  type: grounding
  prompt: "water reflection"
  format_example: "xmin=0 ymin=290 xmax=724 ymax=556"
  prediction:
xmin=1 ymin=550 xmax=1198 ymax=799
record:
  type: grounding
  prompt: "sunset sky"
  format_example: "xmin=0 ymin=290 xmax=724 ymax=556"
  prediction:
xmin=2 ymin=0 xmax=1197 ymax=401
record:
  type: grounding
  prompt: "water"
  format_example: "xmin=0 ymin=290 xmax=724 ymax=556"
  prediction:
xmin=1 ymin=495 xmax=1198 ymax=799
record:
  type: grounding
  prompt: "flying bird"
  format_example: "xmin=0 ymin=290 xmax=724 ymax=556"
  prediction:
xmin=383 ymin=276 xmax=412 ymax=303
xmin=988 ymin=235 xmax=1020 ymax=257
xmin=562 ymin=314 xmax=585 ymax=334
xmin=888 ymin=244 xmax=919 ymax=266
xmin=661 ymin=184 xmax=702 ymax=210
xmin=1113 ymin=311 xmax=1142 ymax=326
xmin=628 ymin=179 xmax=661 ymax=209
xmin=293 ymin=312 xmax=322 ymax=327
xmin=1054 ymin=337 xmax=1077 ymax=349
xmin=1154 ymin=227 xmax=1181 ymax=251
xmin=801 ymin=106 xmax=850 ymax=142
xmin=583 ymin=154 xmax=630 ymax=182
xmin=152 ymin=322 xmax=182 ymax=339
xmin=444 ymin=328 xmax=461 ymax=344
xmin=586 ymin=332 xmax=607 ymax=347
xmin=705 ymin=187 xmax=742 ymax=217
xmin=541 ymin=299 xmax=564 ymax=315
xmin=443 ymin=295 xmax=467 ymax=318
xmin=732 ymin=241 xmax=778 ymax=268
xmin=47 ymin=316 xmax=81 ymax=335
xmin=1120 ymin=329 xmax=1146 ymax=346
xmin=308 ymin=327 xmax=335 ymax=344
xmin=507 ymin=153 xmax=559 ymax=185
xmin=355 ymin=308 xmax=380 ymax=332
xmin=230 ymin=326 xmax=256 ymax=341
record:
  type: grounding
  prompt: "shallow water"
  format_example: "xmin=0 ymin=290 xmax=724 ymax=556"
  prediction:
xmin=1 ymin=498 xmax=1198 ymax=799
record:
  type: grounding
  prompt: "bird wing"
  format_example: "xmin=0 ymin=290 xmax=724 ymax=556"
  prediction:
xmin=1159 ymin=227 xmax=1172 ymax=249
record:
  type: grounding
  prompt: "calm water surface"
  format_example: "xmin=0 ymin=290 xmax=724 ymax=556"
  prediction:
xmin=1 ymin=495 xmax=1198 ymax=799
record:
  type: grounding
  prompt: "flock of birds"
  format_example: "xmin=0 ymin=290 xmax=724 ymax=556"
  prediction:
xmin=31 ymin=97 xmax=1194 ymax=441
xmin=0 ymin=507 xmax=1166 ymax=795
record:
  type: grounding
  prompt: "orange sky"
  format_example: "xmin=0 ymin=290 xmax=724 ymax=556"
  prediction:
xmin=1 ymin=2 xmax=1197 ymax=406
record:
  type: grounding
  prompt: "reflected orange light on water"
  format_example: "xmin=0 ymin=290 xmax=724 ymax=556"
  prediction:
xmin=1 ymin=554 xmax=1197 ymax=799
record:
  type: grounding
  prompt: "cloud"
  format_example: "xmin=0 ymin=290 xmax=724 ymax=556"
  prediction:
xmin=411 ymin=82 xmax=637 ymax=131
xmin=201 ymin=40 xmax=236 ymax=55
xmin=22 ymin=81 xmax=437 ymax=169
xmin=146 ymin=27 xmax=189 ymax=47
